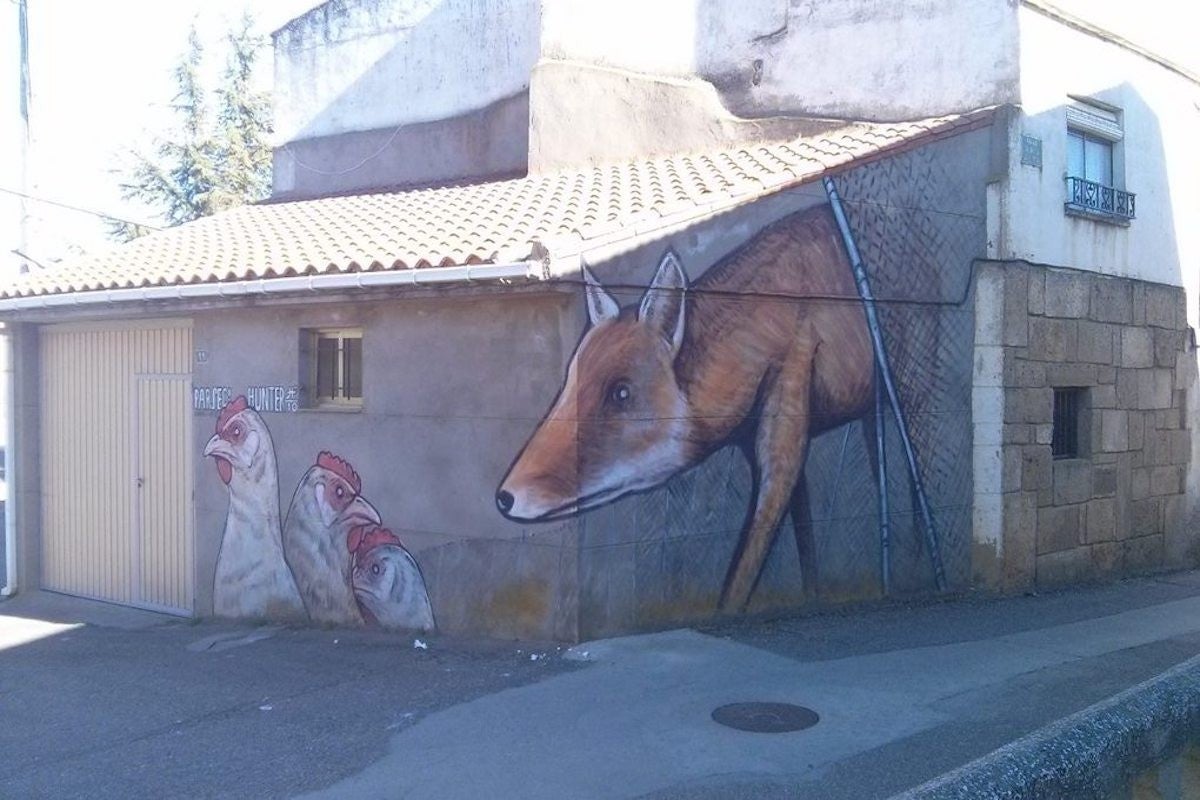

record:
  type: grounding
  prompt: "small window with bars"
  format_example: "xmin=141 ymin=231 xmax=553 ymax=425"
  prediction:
xmin=1051 ymin=387 xmax=1087 ymax=459
xmin=303 ymin=328 xmax=363 ymax=407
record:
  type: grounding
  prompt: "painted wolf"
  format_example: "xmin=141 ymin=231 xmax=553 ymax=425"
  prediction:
xmin=496 ymin=204 xmax=875 ymax=610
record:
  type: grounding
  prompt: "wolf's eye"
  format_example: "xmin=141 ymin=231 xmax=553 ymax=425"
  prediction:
xmin=607 ymin=381 xmax=633 ymax=409
xmin=371 ymin=564 xmax=381 ymax=576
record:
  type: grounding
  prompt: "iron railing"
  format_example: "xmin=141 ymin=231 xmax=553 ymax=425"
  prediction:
xmin=1065 ymin=175 xmax=1136 ymax=220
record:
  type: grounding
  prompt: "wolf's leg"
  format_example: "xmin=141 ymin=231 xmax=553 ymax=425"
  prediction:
xmin=720 ymin=344 xmax=815 ymax=612
xmin=789 ymin=475 xmax=819 ymax=600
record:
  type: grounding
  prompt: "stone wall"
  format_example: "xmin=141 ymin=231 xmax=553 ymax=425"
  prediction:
xmin=974 ymin=262 xmax=1196 ymax=590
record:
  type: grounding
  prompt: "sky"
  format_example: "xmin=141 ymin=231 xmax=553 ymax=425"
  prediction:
xmin=1 ymin=0 xmax=322 ymax=274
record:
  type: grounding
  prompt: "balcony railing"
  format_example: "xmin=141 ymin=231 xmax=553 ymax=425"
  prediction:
xmin=1065 ymin=175 xmax=1136 ymax=221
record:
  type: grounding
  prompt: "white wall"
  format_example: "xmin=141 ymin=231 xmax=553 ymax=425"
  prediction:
xmin=273 ymin=0 xmax=541 ymax=143
xmin=998 ymin=6 xmax=1200 ymax=297
xmin=540 ymin=0 xmax=1020 ymax=121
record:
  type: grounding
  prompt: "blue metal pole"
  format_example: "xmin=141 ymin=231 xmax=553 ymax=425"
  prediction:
xmin=875 ymin=367 xmax=891 ymax=595
xmin=822 ymin=176 xmax=947 ymax=592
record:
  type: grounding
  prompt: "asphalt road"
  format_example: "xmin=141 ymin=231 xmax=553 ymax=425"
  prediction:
xmin=4 ymin=573 xmax=1200 ymax=798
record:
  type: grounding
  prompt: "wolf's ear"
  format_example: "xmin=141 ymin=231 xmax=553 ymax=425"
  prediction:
xmin=582 ymin=264 xmax=620 ymax=326
xmin=639 ymin=250 xmax=688 ymax=353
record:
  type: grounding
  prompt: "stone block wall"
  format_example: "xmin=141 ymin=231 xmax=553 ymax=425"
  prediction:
xmin=974 ymin=263 xmax=1196 ymax=590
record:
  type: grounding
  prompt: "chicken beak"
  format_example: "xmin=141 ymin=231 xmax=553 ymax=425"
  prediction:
xmin=203 ymin=435 xmax=238 ymax=485
xmin=343 ymin=495 xmax=382 ymax=529
xmin=203 ymin=434 xmax=230 ymax=460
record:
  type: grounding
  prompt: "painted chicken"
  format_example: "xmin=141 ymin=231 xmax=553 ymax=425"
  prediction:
xmin=348 ymin=525 xmax=436 ymax=632
xmin=204 ymin=396 xmax=305 ymax=621
xmin=282 ymin=452 xmax=380 ymax=626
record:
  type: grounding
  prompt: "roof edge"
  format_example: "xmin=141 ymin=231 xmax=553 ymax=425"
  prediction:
xmin=0 ymin=260 xmax=543 ymax=317
xmin=541 ymin=105 xmax=1002 ymax=270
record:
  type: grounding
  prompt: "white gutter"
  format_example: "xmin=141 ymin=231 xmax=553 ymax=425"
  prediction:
xmin=0 ymin=260 xmax=545 ymax=314
xmin=2 ymin=326 xmax=15 ymax=597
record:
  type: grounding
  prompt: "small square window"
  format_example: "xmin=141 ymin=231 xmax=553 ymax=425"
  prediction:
xmin=303 ymin=328 xmax=363 ymax=407
xmin=1052 ymin=387 xmax=1087 ymax=460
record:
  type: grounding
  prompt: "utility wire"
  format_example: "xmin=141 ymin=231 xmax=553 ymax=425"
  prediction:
xmin=0 ymin=186 xmax=163 ymax=231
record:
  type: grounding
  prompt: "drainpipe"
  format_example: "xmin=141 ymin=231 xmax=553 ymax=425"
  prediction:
xmin=2 ymin=325 xmax=15 ymax=597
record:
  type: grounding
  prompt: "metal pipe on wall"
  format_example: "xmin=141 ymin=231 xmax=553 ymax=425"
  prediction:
xmin=823 ymin=175 xmax=948 ymax=593
xmin=2 ymin=325 xmax=16 ymax=597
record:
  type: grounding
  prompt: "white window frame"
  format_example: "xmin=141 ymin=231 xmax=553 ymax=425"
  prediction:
xmin=1065 ymin=97 xmax=1124 ymax=190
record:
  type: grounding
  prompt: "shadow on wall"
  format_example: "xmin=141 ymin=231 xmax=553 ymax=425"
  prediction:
xmin=1015 ymin=85 xmax=1180 ymax=284
xmin=272 ymin=0 xmax=540 ymax=198
xmin=686 ymin=0 xmax=1020 ymax=122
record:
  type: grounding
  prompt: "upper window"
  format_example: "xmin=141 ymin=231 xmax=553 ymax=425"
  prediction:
xmin=1066 ymin=130 xmax=1113 ymax=187
xmin=1063 ymin=98 xmax=1134 ymax=222
xmin=303 ymin=328 xmax=363 ymax=407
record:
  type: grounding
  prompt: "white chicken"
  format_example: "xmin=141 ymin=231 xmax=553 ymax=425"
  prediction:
xmin=282 ymin=451 xmax=380 ymax=626
xmin=204 ymin=396 xmax=305 ymax=621
xmin=348 ymin=525 xmax=436 ymax=632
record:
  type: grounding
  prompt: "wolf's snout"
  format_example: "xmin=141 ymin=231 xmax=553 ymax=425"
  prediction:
xmin=495 ymin=490 xmax=515 ymax=515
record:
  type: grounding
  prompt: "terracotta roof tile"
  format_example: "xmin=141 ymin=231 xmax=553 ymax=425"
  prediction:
xmin=2 ymin=108 xmax=995 ymax=299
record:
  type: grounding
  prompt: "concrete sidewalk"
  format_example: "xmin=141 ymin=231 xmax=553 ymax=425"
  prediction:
xmin=5 ymin=575 xmax=1200 ymax=798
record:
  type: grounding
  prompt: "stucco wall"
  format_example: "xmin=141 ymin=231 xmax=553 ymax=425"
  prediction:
xmin=192 ymin=290 xmax=581 ymax=639
xmin=997 ymin=6 xmax=1200 ymax=292
xmin=527 ymin=61 xmax=839 ymax=173
xmin=271 ymin=0 xmax=1020 ymax=184
xmin=273 ymin=92 xmax=529 ymax=200
xmin=271 ymin=0 xmax=539 ymax=194
xmin=539 ymin=0 xmax=1019 ymax=122
xmin=182 ymin=128 xmax=992 ymax=639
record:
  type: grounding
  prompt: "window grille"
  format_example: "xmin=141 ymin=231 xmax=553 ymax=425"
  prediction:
xmin=1052 ymin=388 xmax=1086 ymax=459
xmin=303 ymin=328 xmax=363 ymax=406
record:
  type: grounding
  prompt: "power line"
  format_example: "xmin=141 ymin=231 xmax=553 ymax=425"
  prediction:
xmin=0 ymin=186 xmax=163 ymax=231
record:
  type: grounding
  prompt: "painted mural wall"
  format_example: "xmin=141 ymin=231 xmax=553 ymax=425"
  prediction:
xmin=194 ymin=130 xmax=989 ymax=639
xmin=204 ymin=395 xmax=435 ymax=630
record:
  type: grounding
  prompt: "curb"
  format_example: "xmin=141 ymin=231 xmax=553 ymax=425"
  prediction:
xmin=893 ymin=654 xmax=1200 ymax=799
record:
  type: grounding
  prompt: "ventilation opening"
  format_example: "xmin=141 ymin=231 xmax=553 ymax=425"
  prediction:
xmin=1052 ymin=387 xmax=1087 ymax=460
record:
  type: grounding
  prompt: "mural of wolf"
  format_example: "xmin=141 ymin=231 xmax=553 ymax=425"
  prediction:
xmin=496 ymin=204 xmax=877 ymax=610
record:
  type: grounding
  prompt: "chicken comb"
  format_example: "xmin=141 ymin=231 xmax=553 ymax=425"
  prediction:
xmin=346 ymin=524 xmax=402 ymax=556
xmin=317 ymin=451 xmax=362 ymax=494
xmin=216 ymin=395 xmax=249 ymax=432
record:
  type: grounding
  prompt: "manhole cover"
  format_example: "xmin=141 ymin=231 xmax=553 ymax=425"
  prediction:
xmin=711 ymin=702 xmax=819 ymax=733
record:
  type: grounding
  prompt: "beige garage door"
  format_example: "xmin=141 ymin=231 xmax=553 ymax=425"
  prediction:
xmin=40 ymin=320 xmax=194 ymax=615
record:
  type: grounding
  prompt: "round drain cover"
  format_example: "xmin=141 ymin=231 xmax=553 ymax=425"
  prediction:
xmin=711 ymin=702 xmax=819 ymax=733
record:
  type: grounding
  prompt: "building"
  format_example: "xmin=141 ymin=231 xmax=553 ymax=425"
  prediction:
xmin=0 ymin=0 xmax=1195 ymax=640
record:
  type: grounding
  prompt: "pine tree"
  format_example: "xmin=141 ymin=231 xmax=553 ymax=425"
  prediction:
xmin=214 ymin=13 xmax=272 ymax=208
xmin=111 ymin=19 xmax=271 ymax=242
